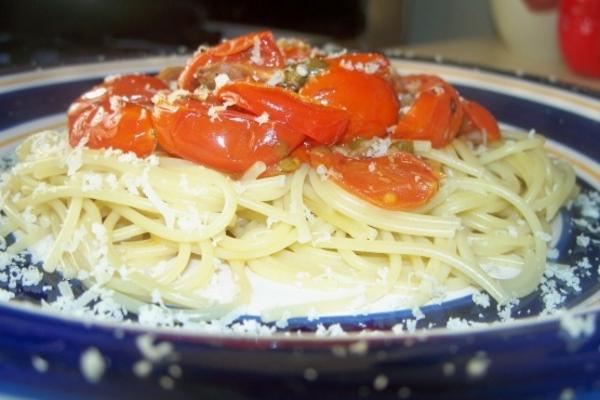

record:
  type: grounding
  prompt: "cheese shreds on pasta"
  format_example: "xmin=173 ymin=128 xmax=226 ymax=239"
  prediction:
xmin=0 ymin=129 xmax=576 ymax=320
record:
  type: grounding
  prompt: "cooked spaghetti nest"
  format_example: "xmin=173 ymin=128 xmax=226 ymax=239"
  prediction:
xmin=0 ymin=130 xmax=576 ymax=320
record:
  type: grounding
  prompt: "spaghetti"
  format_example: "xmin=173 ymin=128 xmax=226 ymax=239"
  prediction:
xmin=0 ymin=127 xmax=576 ymax=320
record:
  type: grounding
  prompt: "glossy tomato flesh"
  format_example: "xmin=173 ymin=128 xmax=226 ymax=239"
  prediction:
xmin=217 ymin=82 xmax=350 ymax=145
xmin=300 ymin=65 xmax=398 ymax=142
xmin=67 ymin=74 xmax=167 ymax=157
xmin=393 ymin=75 xmax=463 ymax=148
xmin=307 ymin=148 xmax=439 ymax=210
xmin=153 ymin=98 xmax=306 ymax=175
xmin=460 ymin=100 xmax=501 ymax=143
xmin=178 ymin=31 xmax=284 ymax=90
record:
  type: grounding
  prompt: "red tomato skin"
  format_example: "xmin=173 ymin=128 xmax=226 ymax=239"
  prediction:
xmin=459 ymin=100 xmax=501 ymax=143
xmin=152 ymin=98 xmax=305 ymax=175
xmin=307 ymin=148 xmax=439 ymax=210
xmin=67 ymin=75 xmax=167 ymax=157
xmin=559 ymin=0 xmax=600 ymax=78
xmin=217 ymin=82 xmax=350 ymax=145
xmin=70 ymin=104 xmax=156 ymax=157
xmin=178 ymin=31 xmax=284 ymax=90
xmin=300 ymin=66 xmax=399 ymax=142
xmin=393 ymin=75 xmax=463 ymax=148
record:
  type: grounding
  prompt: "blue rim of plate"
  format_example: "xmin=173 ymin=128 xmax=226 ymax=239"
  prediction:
xmin=0 ymin=56 xmax=600 ymax=399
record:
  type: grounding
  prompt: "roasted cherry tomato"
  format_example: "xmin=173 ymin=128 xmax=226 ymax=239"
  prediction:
xmin=67 ymin=74 xmax=167 ymax=157
xmin=393 ymin=74 xmax=463 ymax=148
xmin=459 ymin=100 xmax=501 ymax=143
xmin=300 ymin=54 xmax=398 ymax=142
xmin=153 ymin=98 xmax=305 ymax=175
xmin=305 ymin=147 xmax=438 ymax=210
xmin=217 ymin=82 xmax=350 ymax=145
xmin=178 ymin=31 xmax=285 ymax=90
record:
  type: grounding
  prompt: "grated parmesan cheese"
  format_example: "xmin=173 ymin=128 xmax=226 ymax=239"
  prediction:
xmin=159 ymin=375 xmax=175 ymax=390
xmin=315 ymin=164 xmax=329 ymax=181
xmin=365 ymin=137 xmax=392 ymax=158
xmin=254 ymin=112 xmax=269 ymax=125
xmin=32 ymin=356 xmax=49 ymax=373
xmin=80 ymin=347 xmax=106 ymax=384
xmin=446 ymin=317 xmax=478 ymax=331
xmin=230 ymin=319 xmax=276 ymax=336
xmin=405 ymin=319 xmax=417 ymax=333
xmin=373 ymin=374 xmax=389 ymax=391
xmin=214 ymin=73 xmax=230 ymax=89
xmin=108 ymin=95 xmax=124 ymax=111
xmin=266 ymin=70 xmax=284 ymax=86
xmin=411 ymin=307 xmax=425 ymax=320
xmin=135 ymin=334 xmax=175 ymax=362
xmin=471 ymin=291 xmax=490 ymax=308
xmin=250 ymin=37 xmax=263 ymax=65
xmin=559 ymin=388 xmax=575 ymax=400
xmin=560 ymin=312 xmax=596 ymax=339
xmin=535 ymin=231 xmax=552 ymax=242
xmin=315 ymin=323 xmax=346 ymax=337
xmin=20 ymin=266 xmax=42 ymax=286
xmin=133 ymin=360 xmax=153 ymax=378
xmin=576 ymin=234 xmax=590 ymax=247
xmin=466 ymin=352 xmax=490 ymax=378
xmin=295 ymin=64 xmax=308 ymax=77
xmin=0 ymin=288 xmax=14 ymax=302
xmin=339 ymin=59 xmax=354 ymax=71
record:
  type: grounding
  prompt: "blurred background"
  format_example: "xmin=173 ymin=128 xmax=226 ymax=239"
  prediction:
xmin=0 ymin=0 xmax=598 ymax=90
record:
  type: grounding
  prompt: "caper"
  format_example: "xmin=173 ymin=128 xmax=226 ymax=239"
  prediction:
xmin=279 ymin=157 xmax=301 ymax=172
xmin=280 ymin=58 xmax=329 ymax=91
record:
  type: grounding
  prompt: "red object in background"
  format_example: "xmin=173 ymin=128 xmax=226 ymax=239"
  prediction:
xmin=559 ymin=0 xmax=600 ymax=78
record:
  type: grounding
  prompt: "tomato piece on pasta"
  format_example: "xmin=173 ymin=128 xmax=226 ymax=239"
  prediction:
xmin=459 ymin=100 xmax=501 ymax=144
xmin=393 ymin=74 xmax=464 ymax=148
xmin=216 ymin=82 xmax=350 ymax=145
xmin=306 ymin=147 xmax=439 ymax=210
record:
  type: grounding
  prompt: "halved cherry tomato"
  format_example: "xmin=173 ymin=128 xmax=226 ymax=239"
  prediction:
xmin=306 ymin=147 xmax=438 ymax=210
xmin=152 ymin=98 xmax=306 ymax=175
xmin=216 ymin=82 xmax=350 ymax=145
xmin=300 ymin=56 xmax=398 ymax=142
xmin=68 ymin=74 xmax=167 ymax=157
xmin=459 ymin=100 xmax=501 ymax=143
xmin=178 ymin=31 xmax=284 ymax=90
xmin=393 ymin=74 xmax=463 ymax=148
